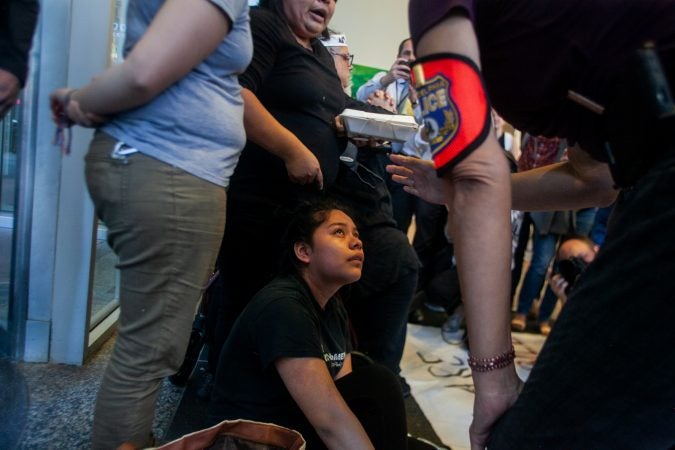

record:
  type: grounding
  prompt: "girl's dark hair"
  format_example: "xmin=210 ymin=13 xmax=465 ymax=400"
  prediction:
xmin=278 ymin=197 xmax=355 ymax=275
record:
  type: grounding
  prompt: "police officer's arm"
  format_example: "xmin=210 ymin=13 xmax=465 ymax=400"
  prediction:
xmin=276 ymin=357 xmax=373 ymax=450
xmin=390 ymin=145 xmax=618 ymax=211
xmin=512 ymin=144 xmax=618 ymax=211
xmin=414 ymin=12 xmax=521 ymax=450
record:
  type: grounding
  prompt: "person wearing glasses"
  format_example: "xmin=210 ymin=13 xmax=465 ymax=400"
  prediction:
xmin=321 ymin=32 xmax=354 ymax=95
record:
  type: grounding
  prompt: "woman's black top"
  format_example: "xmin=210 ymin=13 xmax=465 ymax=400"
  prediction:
xmin=232 ymin=8 xmax=347 ymax=202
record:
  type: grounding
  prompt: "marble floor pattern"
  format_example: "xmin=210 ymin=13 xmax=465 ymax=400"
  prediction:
xmin=400 ymin=324 xmax=546 ymax=450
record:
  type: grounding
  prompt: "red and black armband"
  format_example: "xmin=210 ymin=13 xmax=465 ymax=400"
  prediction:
xmin=411 ymin=53 xmax=492 ymax=175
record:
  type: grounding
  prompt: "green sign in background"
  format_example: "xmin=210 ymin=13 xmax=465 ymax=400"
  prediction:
xmin=350 ymin=64 xmax=384 ymax=98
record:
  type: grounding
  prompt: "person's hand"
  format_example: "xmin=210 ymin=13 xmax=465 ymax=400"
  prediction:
xmin=49 ymin=88 xmax=107 ymax=128
xmin=470 ymin=372 xmax=523 ymax=449
xmin=0 ymin=69 xmax=21 ymax=119
xmin=283 ymin=144 xmax=324 ymax=190
xmin=366 ymin=90 xmax=395 ymax=112
xmin=334 ymin=115 xmax=345 ymax=136
xmin=336 ymin=113 xmax=387 ymax=147
xmin=380 ymin=58 xmax=411 ymax=87
xmin=386 ymin=153 xmax=450 ymax=205
xmin=548 ymin=273 xmax=569 ymax=304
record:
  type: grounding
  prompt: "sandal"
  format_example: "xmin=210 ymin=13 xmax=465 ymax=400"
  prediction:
xmin=510 ymin=314 xmax=527 ymax=331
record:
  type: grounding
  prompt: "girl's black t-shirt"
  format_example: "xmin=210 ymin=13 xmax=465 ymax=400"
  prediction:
xmin=208 ymin=275 xmax=352 ymax=427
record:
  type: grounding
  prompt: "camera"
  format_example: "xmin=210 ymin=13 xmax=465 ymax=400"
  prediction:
xmin=557 ymin=257 xmax=588 ymax=293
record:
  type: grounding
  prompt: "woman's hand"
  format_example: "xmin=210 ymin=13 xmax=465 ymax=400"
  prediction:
xmin=386 ymin=153 xmax=451 ymax=205
xmin=470 ymin=371 xmax=523 ymax=449
xmin=366 ymin=90 xmax=395 ymax=112
xmin=49 ymin=88 xmax=107 ymax=127
xmin=284 ymin=144 xmax=324 ymax=189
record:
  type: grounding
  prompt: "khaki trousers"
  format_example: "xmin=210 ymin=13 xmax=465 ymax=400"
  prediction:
xmin=86 ymin=132 xmax=226 ymax=449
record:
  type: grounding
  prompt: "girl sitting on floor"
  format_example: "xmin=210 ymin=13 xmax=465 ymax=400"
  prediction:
xmin=208 ymin=198 xmax=407 ymax=450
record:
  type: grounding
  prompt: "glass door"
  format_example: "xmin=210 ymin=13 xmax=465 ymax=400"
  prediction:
xmin=0 ymin=102 xmax=22 ymax=353
xmin=87 ymin=0 xmax=128 ymax=332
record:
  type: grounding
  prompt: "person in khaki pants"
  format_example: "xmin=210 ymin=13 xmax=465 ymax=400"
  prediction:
xmin=49 ymin=0 xmax=252 ymax=447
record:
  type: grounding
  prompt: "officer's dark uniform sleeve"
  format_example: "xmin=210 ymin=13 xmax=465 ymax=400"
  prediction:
xmin=0 ymin=0 xmax=40 ymax=87
xmin=409 ymin=0 xmax=474 ymax=45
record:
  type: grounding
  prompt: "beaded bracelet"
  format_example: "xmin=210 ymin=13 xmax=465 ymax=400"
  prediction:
xmin=468 ymin=345 xmax=515 ymax=372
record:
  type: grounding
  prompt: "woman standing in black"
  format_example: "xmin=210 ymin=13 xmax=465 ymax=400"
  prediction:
xmin=209 ymin=0 xmax=418 ymax=388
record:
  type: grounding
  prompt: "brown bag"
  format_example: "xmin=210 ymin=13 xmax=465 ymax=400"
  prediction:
xmin=153 ymin=419 xmax=306 ymax=450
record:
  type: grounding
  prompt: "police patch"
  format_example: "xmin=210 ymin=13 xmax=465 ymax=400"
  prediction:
xmin=418 ymin=74 xmax=460 ymax=160
xmin=411 ymin=53 xmax=492 ymax=175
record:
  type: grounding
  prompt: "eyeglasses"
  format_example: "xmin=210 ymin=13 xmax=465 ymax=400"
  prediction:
xmin=329 ymin=49 xmax=354 ymax=66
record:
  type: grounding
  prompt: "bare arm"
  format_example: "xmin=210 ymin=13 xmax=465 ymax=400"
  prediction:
xmin=276 ymin=357 xmax=373 ymax=450
xmin=415 ymin=13 xmax=521 ymax=450
xmin=512 ymin=144 xmax=618 ymax=211
xmin=241 ymin=88 xmax=324 ymax=188
xmin=50 ymin=0 xmax=232 ymax=122
xmin=388 ymin=145 xmax=618 ymax=212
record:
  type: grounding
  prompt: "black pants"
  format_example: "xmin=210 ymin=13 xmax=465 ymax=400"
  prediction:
xmin=284 ymin=363 xmax=408 ymax=450
xmin=490 ymin=148 xmax=675 ymax=448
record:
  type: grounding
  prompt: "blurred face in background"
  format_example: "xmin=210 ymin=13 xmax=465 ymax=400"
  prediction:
xmin=329 ymin=46 xmax=353 ymax=92
xmin=558 ymin=239 xmax=597 ymax=265
xmin=398 ymin=38 xmax=415 ymax=62
xmin=284 ymin=0 xmax=337 ymax=44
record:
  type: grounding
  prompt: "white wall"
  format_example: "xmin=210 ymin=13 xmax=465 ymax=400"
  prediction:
xmin=330 ymin=0 xmax=409 ymax=70
xmin=23 ymin=0 xmax=112 ymax=364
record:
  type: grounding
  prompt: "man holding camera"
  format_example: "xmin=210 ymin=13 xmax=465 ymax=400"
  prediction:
xmin=357 ymin=38 xmax=417 ymax=115
xmin=548 ymin=234 xmax=598 ymax=304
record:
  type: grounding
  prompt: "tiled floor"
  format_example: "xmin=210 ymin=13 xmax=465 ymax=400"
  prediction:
xmin=13 ymin=333 xmax=183 ymax=449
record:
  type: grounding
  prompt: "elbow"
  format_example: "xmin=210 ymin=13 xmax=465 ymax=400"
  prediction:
xmin=594 ymin=185 xmax=619 ymax=208
xmin=583 ymin=165 xmax=619 ymax=207
xmin=123 ymin=56 xmax=166 ymax=103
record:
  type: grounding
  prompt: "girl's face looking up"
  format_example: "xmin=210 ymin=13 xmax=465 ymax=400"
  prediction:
xmin=298 ymin=209 xmax=363 ymax=285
